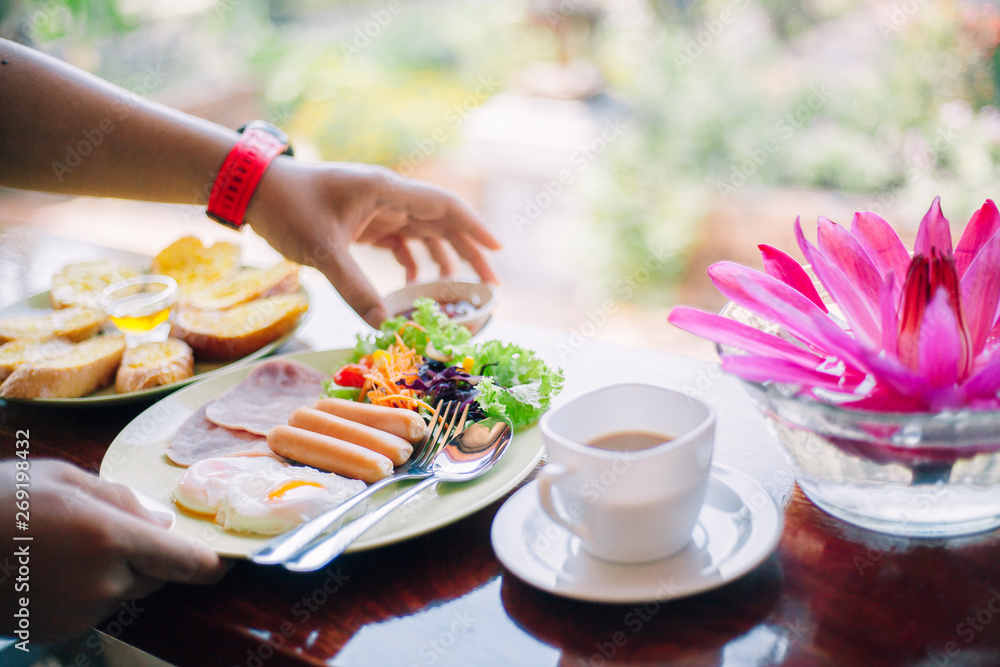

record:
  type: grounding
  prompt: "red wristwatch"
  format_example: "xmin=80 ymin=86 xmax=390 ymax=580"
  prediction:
xmin=206 ymin=121 xmax=293 ymax=230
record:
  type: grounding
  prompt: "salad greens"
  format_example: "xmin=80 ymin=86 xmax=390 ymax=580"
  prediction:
xmin=332 ymin=298 xmax=563 ymax=429
xmin=350 ymin=297 xmax=471 ymax=360
xmin=465 ymin=341 xmax=564 ymax=427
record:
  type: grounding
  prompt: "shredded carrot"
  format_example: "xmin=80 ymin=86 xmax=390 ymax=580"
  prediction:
xmin=396 ymin=321 xmax=427 ymax=335
xmin=359 ymin=338 xmax=429 ymax=411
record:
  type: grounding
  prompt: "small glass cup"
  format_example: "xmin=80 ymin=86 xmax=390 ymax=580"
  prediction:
xmin=99 ymin=275 xmax=178 ymax=347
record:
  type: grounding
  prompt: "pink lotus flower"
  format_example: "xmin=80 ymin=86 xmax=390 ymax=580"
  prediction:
xmin=668 ymin=197 xmax=1000 ymax=412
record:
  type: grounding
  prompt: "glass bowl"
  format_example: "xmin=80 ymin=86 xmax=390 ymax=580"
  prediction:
xmin=721 ymin=301 xmax=1000 ymax=538
xmin=382 ymin=279 xmax=498 ymax=335
xmin=99 ymin=274 xmax=178 ymax=347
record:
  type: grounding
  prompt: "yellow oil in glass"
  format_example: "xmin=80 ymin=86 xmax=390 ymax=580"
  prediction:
xmin=108 ymin=307 xmax=171 ymax=334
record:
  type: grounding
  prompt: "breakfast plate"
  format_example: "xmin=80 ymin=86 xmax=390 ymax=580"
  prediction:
xmin=0 ymin=285 xmax=311 ymax=406
xmin=491 ymin=467 xmax=782 ymax=603
xmin=99 ymin=348 xmax=546 ymax=557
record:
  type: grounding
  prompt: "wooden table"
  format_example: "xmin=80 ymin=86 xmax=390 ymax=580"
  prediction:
xmin=3 ymin=226 xmax=1000 ymax=666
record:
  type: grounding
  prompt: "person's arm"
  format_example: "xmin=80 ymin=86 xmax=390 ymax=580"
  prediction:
xmin=0 ymin=39 xmax=501 ymax=327
xmin=0 ymin=39 xmax=234 ymax=202
xmin=0 ymin=460 xmax=229 ymax=641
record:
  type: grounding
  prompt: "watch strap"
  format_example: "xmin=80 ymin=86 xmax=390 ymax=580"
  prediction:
xmin=207 ymin=123 xmax=290 ymax=230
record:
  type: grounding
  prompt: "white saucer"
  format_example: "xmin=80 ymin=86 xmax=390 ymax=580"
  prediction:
xmin=491 ymin=466 xmax=783 ymax=603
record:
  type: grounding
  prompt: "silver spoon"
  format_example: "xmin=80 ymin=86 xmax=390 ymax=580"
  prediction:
xmin=282 ymin=417 xmax=513 ymax=572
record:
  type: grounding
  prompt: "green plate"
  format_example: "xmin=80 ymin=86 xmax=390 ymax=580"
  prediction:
xmin=0 ymin=286 xmax=311 ymax=406
xmin=99 ymin=348 xmax=544 ymax=557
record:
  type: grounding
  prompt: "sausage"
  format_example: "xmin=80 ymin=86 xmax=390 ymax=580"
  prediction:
xmin=289 ymin=407 xmax=413 ymax=466
xmin=267 ymin=425 xmax=393 ymax=483
xmin=313 ymin=397 xmax=428 ymax=443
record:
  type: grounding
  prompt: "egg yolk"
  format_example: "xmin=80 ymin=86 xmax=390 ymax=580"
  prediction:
xmin=264 ymin=479 xmax=325 ymax=502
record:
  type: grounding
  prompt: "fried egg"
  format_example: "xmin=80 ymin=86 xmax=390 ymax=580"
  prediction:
xmin=172 ymin=455 xmax=367 ymax=535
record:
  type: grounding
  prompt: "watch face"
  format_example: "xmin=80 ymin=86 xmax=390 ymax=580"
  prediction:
xmin=239 ymin=120 xmax=290 ymax=148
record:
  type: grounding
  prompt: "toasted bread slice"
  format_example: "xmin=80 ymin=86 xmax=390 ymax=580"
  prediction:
xmin=187 ymin=261 xmax=300 ymax=310
xmin=171 ymin=294 xmax=308 ymax=360
xmin=115 ymin=338 xmax=195 ymax=393
xmin=50 ymin=259 xmax=140 ymax=310
xmin=0 ymin=335 xmax=126 ymax=399
xmin=0 ymin=306 xmax=102 ymax=344
xmin=151 ymin=236 xmax=241 ymax=297
xmin=0 ymin=338 xmax=75 ymax=382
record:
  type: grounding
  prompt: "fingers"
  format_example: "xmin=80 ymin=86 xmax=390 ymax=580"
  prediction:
xmin=392 ymin=177 xmax=502 ymax=252
xmin=112 ymin=509 xmax=229 ymax=585
xmin=58 ymin=464 xmax=169 ymax=527
xmin=387 ymin=237 xmax=418 ymax=284
xmin=117 ymin=572 xmax=169 ymax=603
xmin=444 ymin=198 xmax=503 ymax=251
xmin=425 ymin=237 xmax=457 ymax=279
xmin=373 ymin=182 xmax=500 ymax=285
xmin=319 ymin=244 xmax=389 ymax=328
xmin=449 ymin=233 xmax=500 ymax=285
xmin=56 ymin=464 xmax=227 ymax=585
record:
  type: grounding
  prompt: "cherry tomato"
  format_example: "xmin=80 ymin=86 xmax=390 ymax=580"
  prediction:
xmin=334 ymin=364 xmax=368 ymax=388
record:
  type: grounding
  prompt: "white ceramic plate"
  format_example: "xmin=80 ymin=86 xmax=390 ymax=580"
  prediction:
xmin=491 ymin=467 xmax=782 ymax=603
xmin=100 ymin=348 xmax=545 ymax=557
xmin=0 ymin=286 xmax=311 ymax=406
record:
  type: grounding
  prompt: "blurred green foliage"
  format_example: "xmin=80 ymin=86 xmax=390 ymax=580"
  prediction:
xmin=587 ymin=0 xmax=1000 ymax=290
xmin=12 ymin=0 xmax=132 ymax=43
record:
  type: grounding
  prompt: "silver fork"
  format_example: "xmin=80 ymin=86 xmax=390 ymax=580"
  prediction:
xmin=250 ymin=400 xmax=467 ymax=565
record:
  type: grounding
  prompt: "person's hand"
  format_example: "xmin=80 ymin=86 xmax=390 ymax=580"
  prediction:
xmin=0 ymin=459 xmax=228 ymax=642
xmin=246 ymin=159 xmax=502 ymax=328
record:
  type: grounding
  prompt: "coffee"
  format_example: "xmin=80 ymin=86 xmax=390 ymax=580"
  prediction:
xmin=586 ymin=430 xmax=673 ymax=452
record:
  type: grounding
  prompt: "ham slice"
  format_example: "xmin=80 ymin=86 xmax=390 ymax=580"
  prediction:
xmin=205 ymin=359 xmax=328 ymax=436
xmin=166 ymin=402 xmax=269 ymax=467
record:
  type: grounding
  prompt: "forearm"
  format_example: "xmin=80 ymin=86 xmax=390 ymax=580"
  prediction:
xmin=0 ymin=38 xmax=237 ymax=205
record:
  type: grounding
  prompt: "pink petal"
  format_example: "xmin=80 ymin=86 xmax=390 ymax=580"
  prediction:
xmin=960 ymin=228 xmax=1000 ymax=360
xmin=721 ymin=355 xmax=860 ymax=392
xmin=796 ymin=218 xmax=882 ymax=349
xmin=817 ymin=216 xmax=883 ymax=307
xmin=914 ymin=196 xmax=953 ymax=258
xmin=955 ymin=199 xmax=1000 ymax=279
xmin=668 ymin=306 xmax=826 ymax=367
xmin=880 ymin=270 xmax=899 ymax=357
xmin=918 ymin=288 xmax=960 ymax=389
xmin=758 ymin=244 xmax=828 ymax=313
xmin=707 ymin=260 xmax=836 ymax=352
xmin=851 ymin=211 xmax=911 ymax=299
xmin=962 ymin=352 xmax=1000 ymax=398
xmin=712 ymin=262 xmax=925 ymax=395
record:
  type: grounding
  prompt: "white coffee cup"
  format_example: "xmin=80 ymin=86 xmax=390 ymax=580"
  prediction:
xmin=537 ymin=383 xmax=715 ymax=563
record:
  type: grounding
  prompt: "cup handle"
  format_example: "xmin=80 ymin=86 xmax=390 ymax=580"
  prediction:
xmin=537 ymin=463 xmax=594 ymax=545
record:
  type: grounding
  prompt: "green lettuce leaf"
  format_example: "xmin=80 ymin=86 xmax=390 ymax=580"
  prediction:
xmin=464 ymin=340 xmax=564 ymax=428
